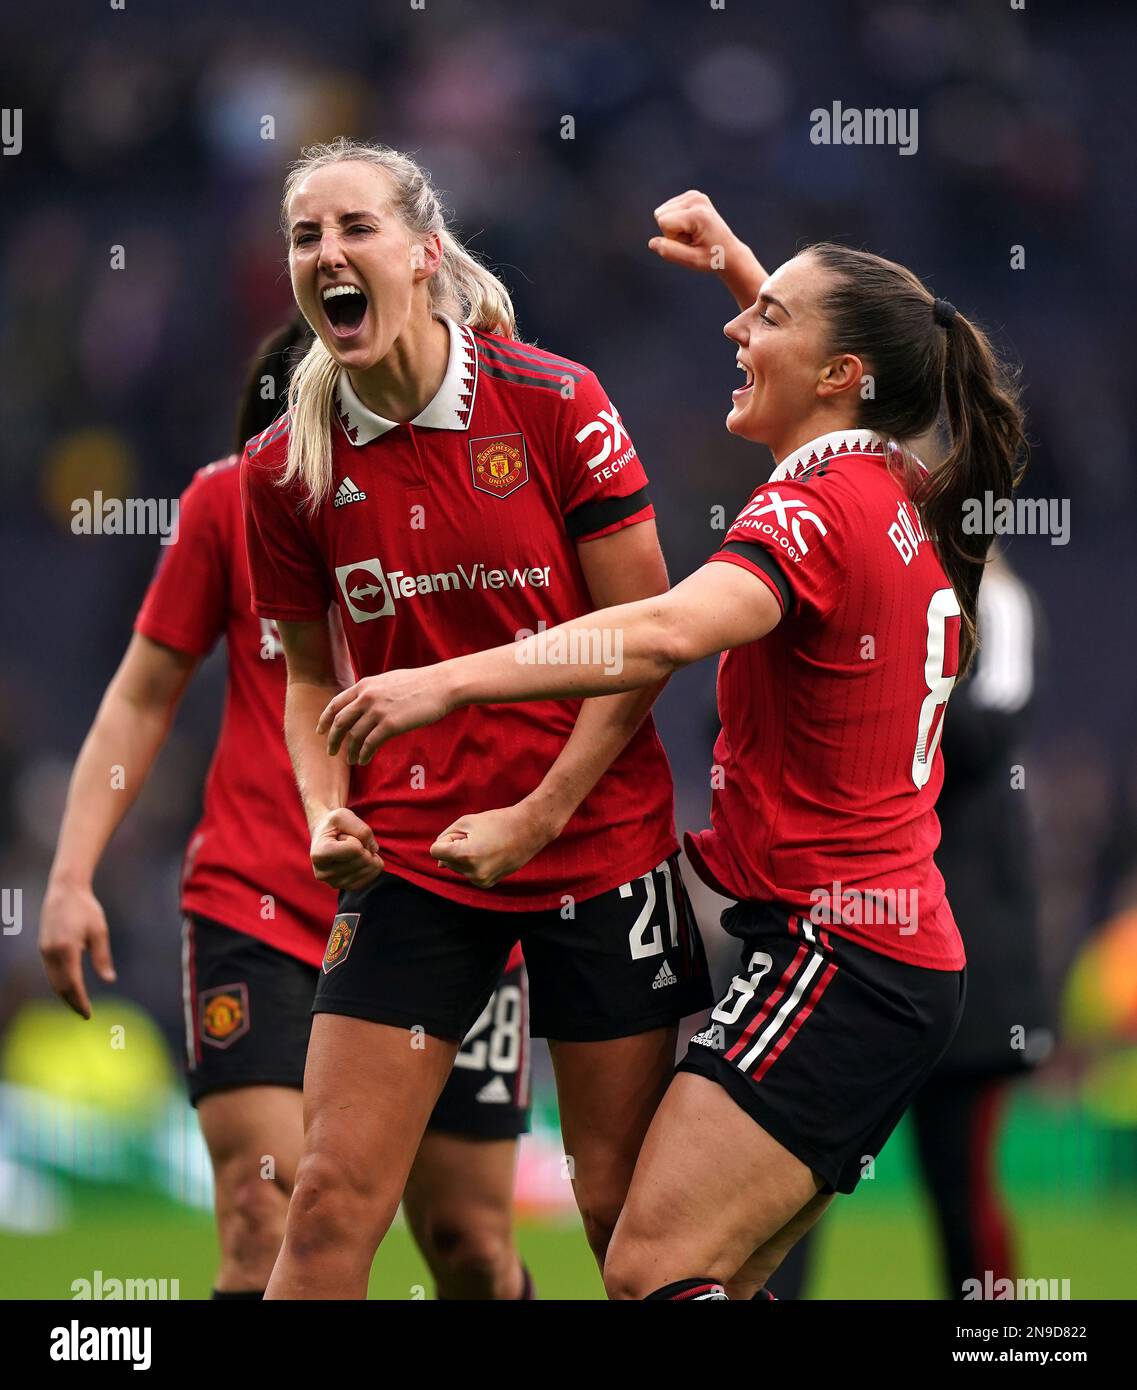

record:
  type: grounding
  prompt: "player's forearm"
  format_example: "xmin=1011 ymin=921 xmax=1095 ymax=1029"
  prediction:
xmin=719 ymin=236 xmax=767 ymax=310
xmin=522 ymin=683 xmax=666 ymax=836
xmin=47 ymin=689 xmax=175 ymax=889
xmin=443 ymin=598 xmax=683 ymax=711
xmin=285 ymin=679 xmax=351 ymax=830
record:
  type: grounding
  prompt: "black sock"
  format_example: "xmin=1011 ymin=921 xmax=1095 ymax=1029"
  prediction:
xmin=645 ymin=1278 xmax=728 ymax=1301
xmin=211 ymin=1289 xmax=265 ymax=1300
xmin=751 ymin=1286 xmax=778 ymax=1300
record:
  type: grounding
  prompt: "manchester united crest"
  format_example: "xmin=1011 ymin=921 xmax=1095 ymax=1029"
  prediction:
xmin=469 ymin=433 xmax=529 ymax=500
xmin=200 ymin=983 xmax=250 ymax=1049
xmin=322 ymin=912 xmax=360 ymax=975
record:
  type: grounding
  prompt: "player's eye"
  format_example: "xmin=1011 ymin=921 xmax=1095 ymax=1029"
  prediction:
xmin=347 ymin=224 xmax=375 ymax=236
xmin=292 ymin=233 xmax=317 ymax=247
xmin=758 ymin=310 xmax=777 ymax=326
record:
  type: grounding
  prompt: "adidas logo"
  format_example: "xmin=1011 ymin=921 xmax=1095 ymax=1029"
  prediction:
xmin=334 ymin=476 xmax=367 ymax=508
xmin=652 ymin=960 xmax=678 ymax=990
xmin=476 ymin=1075 xmax=511 ymax=1104
xmin=690 ymin=1023 xmax=726 ymax=1051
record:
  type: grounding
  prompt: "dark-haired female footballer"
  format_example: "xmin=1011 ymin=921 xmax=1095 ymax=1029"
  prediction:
xmin=40 ymin=317 xmax=534 ymax=1302
xmin=320 ymin=190 xmax=1028 ymax=1299
xmin=241 ymin=142 xmax=709 ymax=1299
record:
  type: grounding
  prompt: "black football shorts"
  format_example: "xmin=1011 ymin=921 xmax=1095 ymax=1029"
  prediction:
xmin=182 ymin=915 xmax=530 ymax=1138
xmin=677 ymin=899 xmax=966 ymax=1194
xmin=314 ymin=853 xmax=711 ymax=1044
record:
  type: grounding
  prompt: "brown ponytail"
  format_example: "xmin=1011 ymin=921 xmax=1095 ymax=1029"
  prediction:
xmin=918 ymin=311 xmax=1026 ymax=673
xmin=808 ymin=242 xmax=1027 ymax=673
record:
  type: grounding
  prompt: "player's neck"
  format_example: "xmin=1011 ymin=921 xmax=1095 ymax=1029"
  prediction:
xmin=769 ymin=413 xmax=862 ymax=467
xmin=347 ymin=310 xmax=450 ymax=424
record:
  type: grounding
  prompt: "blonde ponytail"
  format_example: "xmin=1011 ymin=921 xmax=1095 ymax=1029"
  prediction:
xmin=279 ymin=338 xmax=341 ymax=511
xmin=278 ymin=138 xmax=518 ymax=510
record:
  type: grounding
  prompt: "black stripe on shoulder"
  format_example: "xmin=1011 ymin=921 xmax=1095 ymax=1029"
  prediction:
xmin=246 ymin=413 xmax=292 ymax=458
xmin=478 ymin=357 xmax=568 ymax=394
xmin=470 ymin=329 xmax=589 ymax=379
xmin=719 ymin=540 xmax=793 ymax=614
xmin=477 ymin=337 xmax=588 ymax=386
xmin=565 ymin=486 xmax=650 ymax=540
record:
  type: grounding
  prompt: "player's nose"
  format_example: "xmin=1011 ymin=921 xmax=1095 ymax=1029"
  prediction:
xmin=723 ymin=312 xmax=746 ymax=345
xmin=318 ymin=230 xmax=348 ymax=269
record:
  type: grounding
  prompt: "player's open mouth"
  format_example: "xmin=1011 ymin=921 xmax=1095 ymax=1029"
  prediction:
xmin=321 ymin=283 xmax=369 ymax=340
xmin=733 ymin=357 xmax=754 ymax=399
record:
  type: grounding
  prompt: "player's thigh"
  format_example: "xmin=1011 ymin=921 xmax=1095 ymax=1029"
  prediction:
xmin=549 ymin=1026 xmax=676 ymax=1188
xmin=609 ymin=1071 xmax=823 ymax=1287
xmin=302 ymin=874 xmax=514 ymax=1193
xmin=301 ymin=1012 xmax=458 ymax=1198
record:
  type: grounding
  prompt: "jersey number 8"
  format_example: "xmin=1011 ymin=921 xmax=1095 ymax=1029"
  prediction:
xmin=912 ymin=587 xmax=962 ymax=789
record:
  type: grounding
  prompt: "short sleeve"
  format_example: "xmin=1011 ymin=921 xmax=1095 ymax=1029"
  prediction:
xmin=708 ymin=474 xmax=856 ymax=621
xmin=557 ymin=370 xmax=654 ymax=542
xmin=134 ymin=467 xmax=229 ymax=657
xmin=240 ymin=448 xmax=334 ymax=622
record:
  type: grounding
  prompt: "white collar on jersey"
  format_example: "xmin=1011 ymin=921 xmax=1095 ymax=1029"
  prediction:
xmin=768 ymin=428 xmax=887 ymax=482
xmin=334 ymin=314 xmax=479 ymax=446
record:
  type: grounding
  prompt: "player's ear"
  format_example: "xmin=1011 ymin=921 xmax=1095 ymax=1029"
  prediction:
xmin=816 ymin=352 xmax=864 ymax=401
xmin=411 ymin=233 xmax=443 ymax=282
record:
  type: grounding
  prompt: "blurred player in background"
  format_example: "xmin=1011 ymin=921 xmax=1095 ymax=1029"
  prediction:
xmin=326 ymin=191 xmax=1028 ymax=1299
xmin=38 ymin=317 xmax=533 ymax=1301
xmin=910 ymin=553 xmax=1050 ymax=1295
xmin=242 ymin=140 xmax=709 ymax=1299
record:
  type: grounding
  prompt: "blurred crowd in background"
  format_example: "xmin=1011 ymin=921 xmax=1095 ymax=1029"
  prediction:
xmin=0 ymin=0 xmax=1135 ymax=1220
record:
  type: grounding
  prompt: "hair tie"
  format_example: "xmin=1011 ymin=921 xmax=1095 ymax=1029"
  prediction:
xmin=933 ymin=297 xmax=957 ymax=328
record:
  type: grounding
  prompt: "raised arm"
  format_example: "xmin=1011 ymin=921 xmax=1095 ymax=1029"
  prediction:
xmin=650 ymin=190 xmax=767 ymax=310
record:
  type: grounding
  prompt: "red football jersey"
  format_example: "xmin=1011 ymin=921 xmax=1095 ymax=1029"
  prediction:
xmin=242 ymin=316 xmax=678 ymax=911
xmin=135 ymin=456 xmax=340 ymax=966
xmin=685 ymin=429 xmax=965 ymax=970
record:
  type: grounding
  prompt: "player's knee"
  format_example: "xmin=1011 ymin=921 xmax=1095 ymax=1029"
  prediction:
xmin=215 ymin=1164 xmax=288 ymax=1280
xmin=601 ymin=1229 xmax=656 ymax=1301
xmin=422 ymin=1211 xmax=515 ymax=1298
xmin=286 ymin=1152 xmax=393 ymax=1258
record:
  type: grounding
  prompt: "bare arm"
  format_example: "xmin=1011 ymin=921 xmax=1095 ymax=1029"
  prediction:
xmin=650 ymin=190 xmax=767 ymax=310
xmin=319 ymin=561 xmax=783 ymax=767
xmin=41 ymin=633 xmax=199 ymax=1017
xmin=277 ymin=617 xmax=384 ymax=890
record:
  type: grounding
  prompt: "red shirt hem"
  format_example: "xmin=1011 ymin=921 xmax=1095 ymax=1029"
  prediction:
xmin=379 ymin=833 xmax=679 ymax=913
